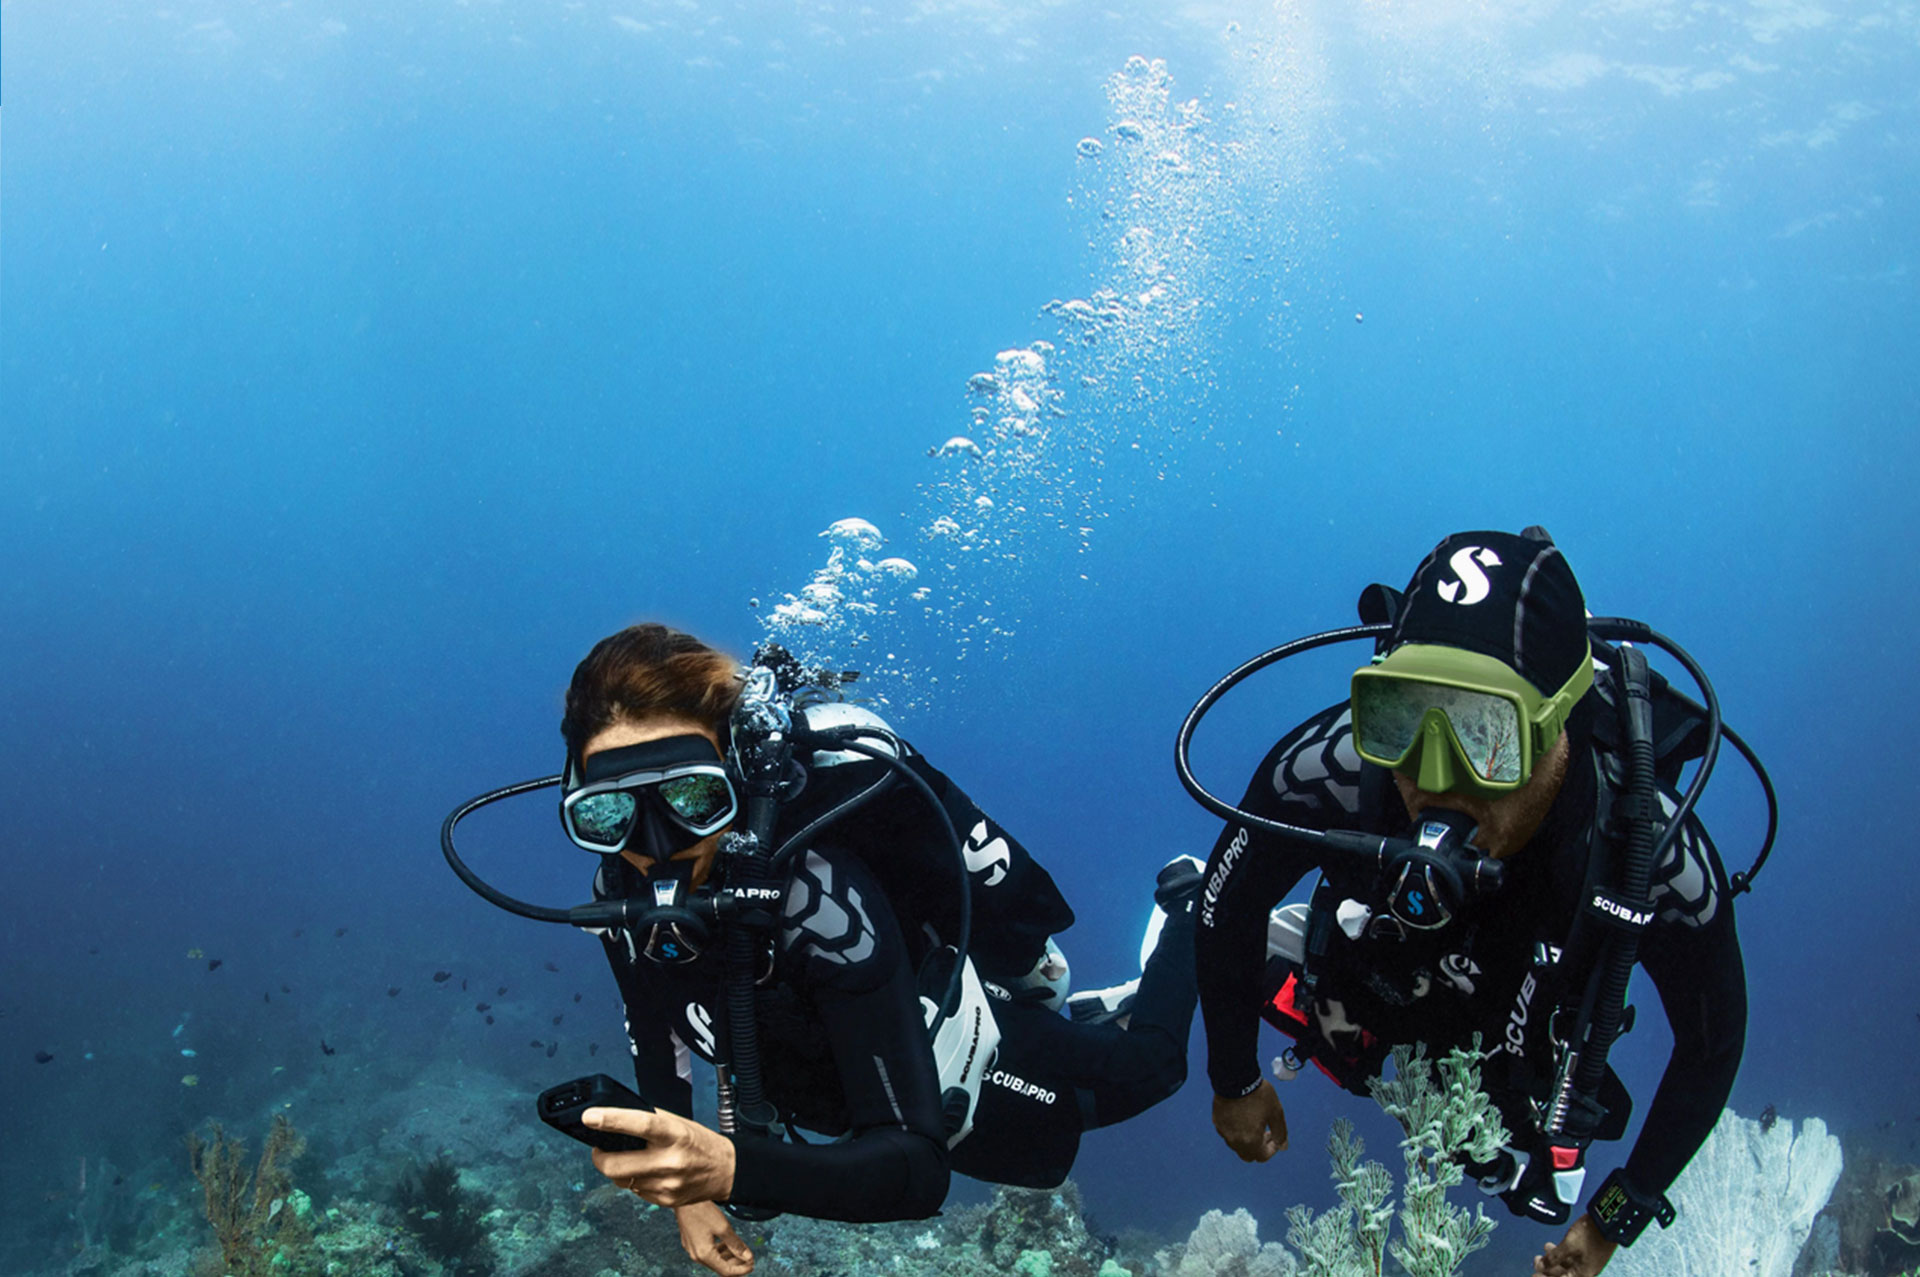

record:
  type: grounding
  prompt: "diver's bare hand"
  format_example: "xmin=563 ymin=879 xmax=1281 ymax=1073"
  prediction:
xmin=675 ymin=1201 xmax=754 ymax=1277
xmin=1212 ymin=1081 xmax=1289 ymax=1162
xmin=1531 ymin=1214 xmax=1616 ymax=1276
xmin=583 ymin=1106 xmax=736 ymax=1207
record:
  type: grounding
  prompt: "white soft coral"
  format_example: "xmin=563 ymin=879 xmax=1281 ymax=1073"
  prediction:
xmin=1605 ymin=1109 xmax=1843 ymax=1277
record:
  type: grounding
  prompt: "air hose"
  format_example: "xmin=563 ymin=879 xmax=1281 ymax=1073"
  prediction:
xmin=1565 ymin=643 xmax=1657 ymax=1119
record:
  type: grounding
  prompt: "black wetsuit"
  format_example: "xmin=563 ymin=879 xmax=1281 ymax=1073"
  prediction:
xmin=598 ymin=737 xmax=1198 ymax=1222
xmin=1196 ymin=697 xmax=1746 ymax=1220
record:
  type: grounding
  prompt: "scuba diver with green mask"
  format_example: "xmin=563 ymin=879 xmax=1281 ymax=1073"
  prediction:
xmin=1176 ymin=529 xmax=1775 ymax=1277
xmin=443 ymin=624 xmax=1202 ymax=1276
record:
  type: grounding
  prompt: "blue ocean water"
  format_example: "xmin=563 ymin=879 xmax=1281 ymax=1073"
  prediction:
xmin=4 ymin=1 xmax=1917 ymax=1273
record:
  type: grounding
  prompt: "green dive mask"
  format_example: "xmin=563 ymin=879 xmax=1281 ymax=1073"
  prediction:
xmin=1351 ymin=643 xmax=1594 ymax=797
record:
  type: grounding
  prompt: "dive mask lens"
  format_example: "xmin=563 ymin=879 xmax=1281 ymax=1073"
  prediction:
xmin=562 ymin=767 xmax=737 ymax=853
xmin=560 ymin=734 xmax=738 ymax=854
xmin=568 ymin=791 xmax=639 ymax=849
xmin=1353 ymin=678 xmax=1525 ymax=786
xmin=655 ymin=773 xmax=734 ymax=828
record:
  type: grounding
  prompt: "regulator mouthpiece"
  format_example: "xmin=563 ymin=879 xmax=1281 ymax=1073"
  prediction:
xmin=1383 ymin=808 xmax=1505 ymax=931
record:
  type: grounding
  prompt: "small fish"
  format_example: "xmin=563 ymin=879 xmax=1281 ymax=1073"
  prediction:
xmin=432 ymin=971 xmax=452 ymax=984
xmin=588 ymin=1043 xmax=599 ymax=1057
xmin=186 ymin=948 xmax=203 ymax=960
xmin=484 ymin=1015 xmax=494 ymax=1025
xmin=496 ymin=986 xmax=508 ymax=996
xmin=461 ymin=979 xmax=468 ymax=992
xmin=207 ymin=959 xmax=223 ymax=972
xmin=545 ymin=1041 xmax=558 ymax=1059
xmin=34 ymin=1050 xmax=53 ymax=1064
xmin=1760 ymin=1104 xmax=1778 ymax=1134
xmin=552 ymin=1014 xmax=563 ymax=1026
xmin=292 ymin=929 xmax=304 ymax=938
xmin=181 ymin=1048 xmax=197 ymax=1059
xmin=88 ymin=946 xmax=99 ymax=956
xmin=529 ymin=1040 xmax=543 ymax=1049
xmin=544 ymin=961 xmax=559 ymax=973
xmin=387 ymin=987 xmax=401 ymax=998
xmin=573 ymin=993 xmax=582 ymax=1003
xmin=320 ymin=1040 xmax=336 ymax=1057
xmin=181 ymin=1074 xmax=199 ymax=1087
xmin=281 ymin=984 xmax=291 ymax=994
xmin=475 ymin=1003 xmax=491 ymax=1013
xmin=263 ymin=993 xmax=271 ymax=1004
xmin=334 ymin=928 xmax=347 ymax=938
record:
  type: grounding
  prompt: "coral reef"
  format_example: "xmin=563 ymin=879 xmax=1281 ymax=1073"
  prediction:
xmin=1278 ymin=1042 xmax=1507 ymax=1277
xmin=393 ymin=1152 xmax=496 ymax=1275
xmin=40 ymin=1056 xmax=1878 ymax=1277
xmin=1159 ymin=1208 xmax=1296 ymax=1277
xmin=1609 ymin=1107 xmax=1842 ymax=1277
xmin=752 ymin=1182 xmax=1134 ymax=1277
xmin=185 ymin=1114 xmax=316 ymax=1277
xmin=1792 ymin=1134 xmax=1920 ymax=1277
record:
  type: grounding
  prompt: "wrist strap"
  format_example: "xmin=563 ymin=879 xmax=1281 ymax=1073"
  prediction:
xmin=1588 ymin=1168 xmax=1675 ymax=1245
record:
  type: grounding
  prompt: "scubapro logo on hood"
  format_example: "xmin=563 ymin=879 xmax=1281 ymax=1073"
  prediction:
xmin=1437 ymin=546 xmax=1503 ymax=606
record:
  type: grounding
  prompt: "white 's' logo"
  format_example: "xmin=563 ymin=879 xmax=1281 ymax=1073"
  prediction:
xmin=1437 ymin=546 xmax=1503 ymax=605
xmin=684 ymin=1001 xmax=716 ymax=1058
xmin=964 ymin=820 xmax=1011 ymax=887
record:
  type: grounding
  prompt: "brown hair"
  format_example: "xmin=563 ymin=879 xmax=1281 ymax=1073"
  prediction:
xmin=560 ymin=624 xmax=743 ymax=762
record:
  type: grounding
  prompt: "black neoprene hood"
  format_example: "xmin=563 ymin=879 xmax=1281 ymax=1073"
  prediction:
xmin=1389 ymin=530 xmax=1589 ymax=697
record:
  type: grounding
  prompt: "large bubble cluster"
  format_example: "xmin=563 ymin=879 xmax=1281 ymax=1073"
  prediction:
xmin=900 ymin=57 xmax=1254 ymax=670
xmin=759 ymin=53 xmax=1289 ymax=710
xmin=760 ymin=517 xmax=926 ymax=686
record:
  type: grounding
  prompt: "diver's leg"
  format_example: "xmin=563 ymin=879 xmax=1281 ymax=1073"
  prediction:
xmin=1123 ymin=855 xmax=1201 ymax=1042
xmin=1066 ymin=856 xmax=1202 ymax=1028
xmin=946 ymin=1001 xmax=1084 ymax=1189
xmin=1050 ymin=856 xmax=1202 ymax=1130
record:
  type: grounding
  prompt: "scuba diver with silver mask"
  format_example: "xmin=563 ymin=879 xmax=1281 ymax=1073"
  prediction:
xmin=443 ymin=624 xmax=1201 ymax=1277
xmin=1175 ymin=529 xmax=1774 ymax=1277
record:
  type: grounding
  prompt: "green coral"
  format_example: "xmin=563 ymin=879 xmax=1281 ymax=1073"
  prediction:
xmin=1284 ymin=1040 xmax=1508 ymax=1277
xmin=1014 ymin=1248 xmax=1055 ymax=1277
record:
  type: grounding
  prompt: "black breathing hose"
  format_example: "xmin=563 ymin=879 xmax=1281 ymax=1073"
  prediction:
xmin=722 ymin=786 xmax=784 ymax=1138
xmin=1174 ymin=623 xmax=1398 ymax=861
xmin=771 ymin=762 xmax=895 ymax=869
xmin=1586 ymin=619 xmax=1721 ymax=871
xmin=1569 ymin=643 xmax=1657 ymax=1109
xmin=1718 ymin=723 xmax=1777 ymax=893
xmin=789 ymin=729 xmax=972 ymax=1010
xmin=440 ymin=777 xmax=574 ymax=924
